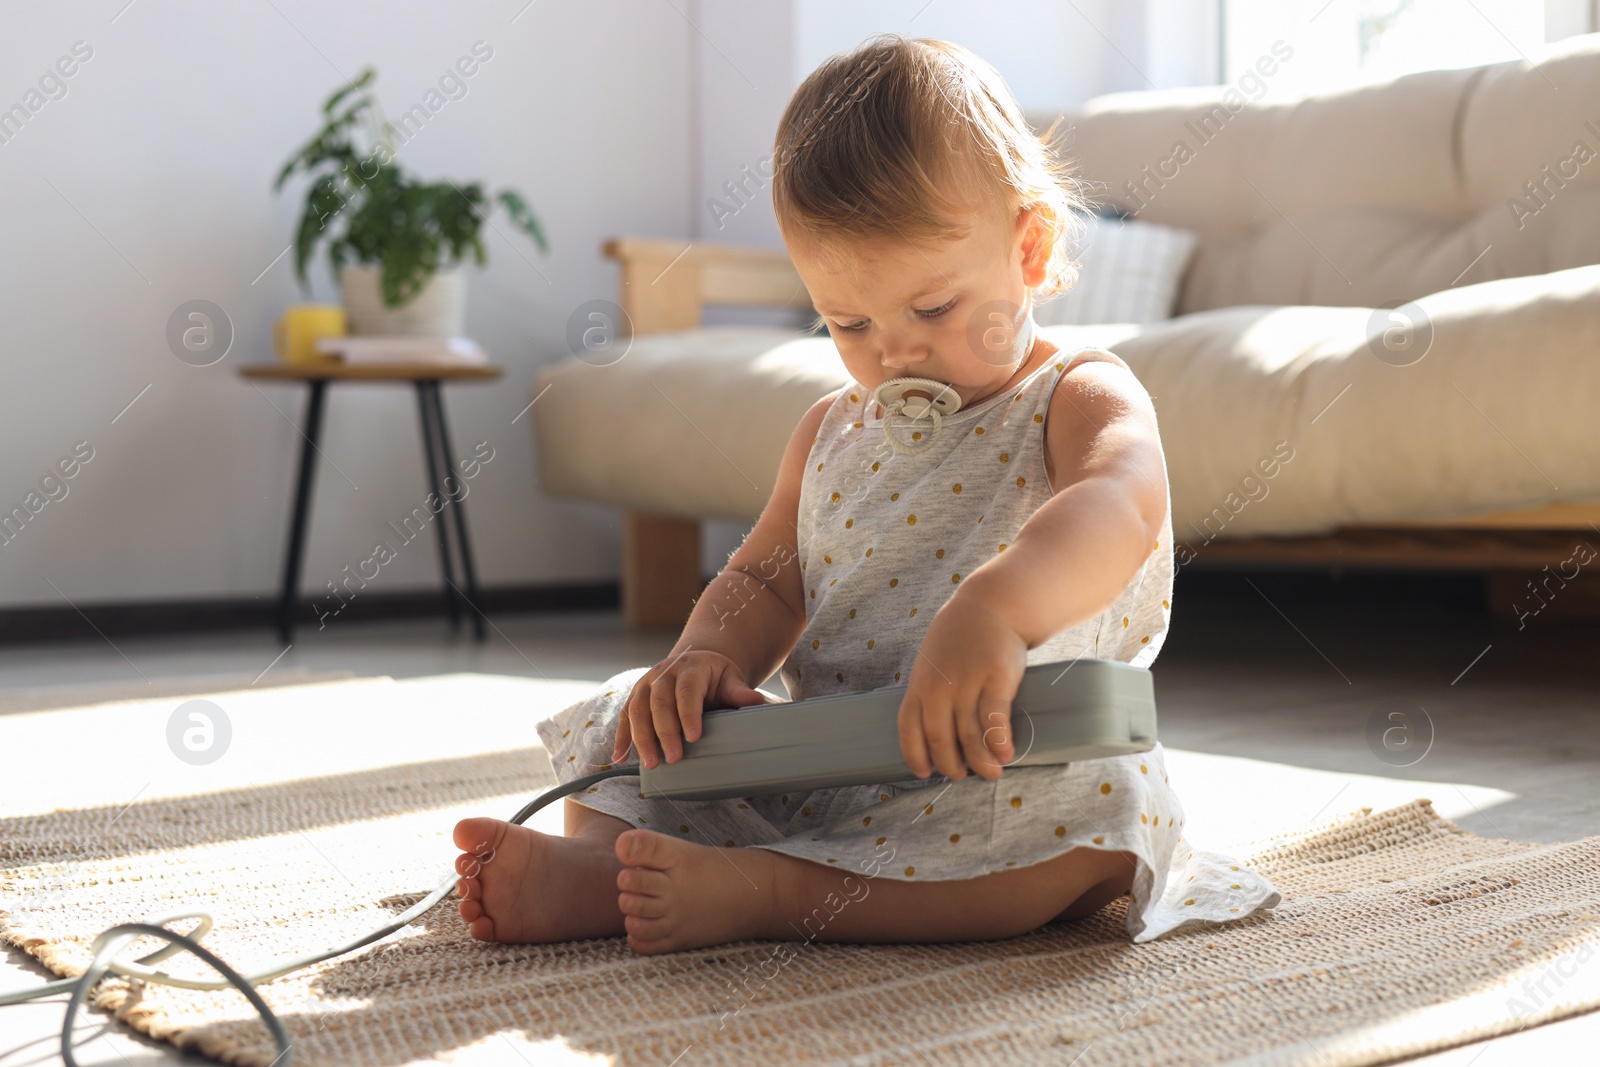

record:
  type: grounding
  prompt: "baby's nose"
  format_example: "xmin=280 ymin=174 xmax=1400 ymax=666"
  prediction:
xmin=880 ymin=339 xmax=928 ymax=371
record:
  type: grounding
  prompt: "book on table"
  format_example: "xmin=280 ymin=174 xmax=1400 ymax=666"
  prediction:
xmin=314 ymin=336 xmax=488 ymax=365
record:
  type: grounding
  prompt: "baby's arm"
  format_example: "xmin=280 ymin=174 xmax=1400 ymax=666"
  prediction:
xmin=614 ymin=389 xmax=840 ymax=768
xmin=957 ymin=357 xmax=1169 ymax=646
xmin=898 ymin=358 xmax=1168 ymax=781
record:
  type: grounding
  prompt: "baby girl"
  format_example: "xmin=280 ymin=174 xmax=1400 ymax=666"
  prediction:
xmin=453 ymin=34 xmax=1280 ymax=955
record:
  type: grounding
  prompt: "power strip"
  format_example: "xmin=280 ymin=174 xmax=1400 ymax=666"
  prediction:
xmin=639 ymin=657 xmax=1157 ymax=800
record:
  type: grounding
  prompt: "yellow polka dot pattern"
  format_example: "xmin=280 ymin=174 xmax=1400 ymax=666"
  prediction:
xmin=734 ymin=350 xmax=1180 ymax=888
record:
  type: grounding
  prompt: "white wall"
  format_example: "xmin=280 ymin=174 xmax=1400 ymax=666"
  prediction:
xmin=795 ymin=0 xmax=1220 ymax=111
xmin=693 ymin=0 xmax=798 ymax=250
xmin=0 ymin=0 xmax=693 ymax=610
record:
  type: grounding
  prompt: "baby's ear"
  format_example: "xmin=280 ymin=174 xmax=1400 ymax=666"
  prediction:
xmin=1016 ymin=204 xmax=1055 ymax=288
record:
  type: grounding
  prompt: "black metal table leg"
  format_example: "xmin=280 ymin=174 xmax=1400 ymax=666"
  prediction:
xmin=276 ymin=379 xmax=328 ymax=645
xmin=427 ymin=381 xmax=487 ymax=641
xmin=415 ymin=380 xmax=462 ymax=631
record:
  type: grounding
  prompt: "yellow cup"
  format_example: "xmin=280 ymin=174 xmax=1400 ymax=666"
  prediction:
xmin=274 ymin=305 xmax=347 ymax=365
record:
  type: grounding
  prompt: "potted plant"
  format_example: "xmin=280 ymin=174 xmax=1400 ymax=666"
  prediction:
xmin=274 ymin=67 xmax=548 ymax=336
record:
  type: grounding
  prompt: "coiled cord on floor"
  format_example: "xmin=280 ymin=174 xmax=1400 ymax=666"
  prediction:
xmin=0 ymin=767 xmax=633 ymax=1067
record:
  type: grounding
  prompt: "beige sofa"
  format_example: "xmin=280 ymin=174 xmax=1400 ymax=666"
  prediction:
xmin=535 ymin=33 xmax=1600 ymax=629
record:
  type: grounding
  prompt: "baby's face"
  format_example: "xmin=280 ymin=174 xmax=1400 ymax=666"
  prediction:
xmin=785 ymin=203 xmax=1052 ymax=411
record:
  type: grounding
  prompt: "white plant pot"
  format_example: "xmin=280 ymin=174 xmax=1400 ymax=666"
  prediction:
xmin=340 ymin=264 xmax=466 ymax=336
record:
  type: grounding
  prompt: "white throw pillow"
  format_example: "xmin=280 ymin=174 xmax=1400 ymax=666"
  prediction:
xmin=1033 ymin=212 xmax=1199 ymax=325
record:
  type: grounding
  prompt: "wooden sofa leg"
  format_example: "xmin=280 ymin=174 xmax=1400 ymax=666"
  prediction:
xmin=622 ymin=511 xmax=704 ymax=631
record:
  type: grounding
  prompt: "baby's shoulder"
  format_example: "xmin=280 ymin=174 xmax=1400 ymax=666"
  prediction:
xmin=1040 ymin=346 xmax=1164 ymax=491
xmin=803 ymin=385 xmax=849 ymax=438
xmin=780 ymin=385 xmax=849 ymax=470
xmin=1049 ymin=344 xmax=1133 ymax=381
xmin=1044 ymin=346 xmax=1143 ymax=408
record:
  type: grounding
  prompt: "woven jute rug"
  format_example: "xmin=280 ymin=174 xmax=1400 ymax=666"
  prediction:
xmin=4 ymin=748 xmax=1599 ymax=1067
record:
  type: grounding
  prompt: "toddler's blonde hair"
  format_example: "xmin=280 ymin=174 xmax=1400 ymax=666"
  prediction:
xmin=772 ymin=35 xmax=1092 ymax=304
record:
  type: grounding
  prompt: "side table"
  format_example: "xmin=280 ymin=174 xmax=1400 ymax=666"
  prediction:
xmin=239 ymin=362 xmax=504 ymax=643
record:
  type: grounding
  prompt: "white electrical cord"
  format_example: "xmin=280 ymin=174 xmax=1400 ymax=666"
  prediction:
xmin=0 ymin=766 xmax=633 ymax=1067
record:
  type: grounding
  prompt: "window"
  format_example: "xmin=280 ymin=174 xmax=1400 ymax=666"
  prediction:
xmin=1222 ymin=0 xmax=1556 ymax=102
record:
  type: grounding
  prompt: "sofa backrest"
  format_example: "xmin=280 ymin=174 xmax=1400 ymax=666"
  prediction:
xmin=1032 ymin=31 xmax=1600 ymax=315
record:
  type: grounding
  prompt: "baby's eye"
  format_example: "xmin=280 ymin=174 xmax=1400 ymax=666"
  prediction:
xmin=836 ymin=319 xmax=869 ymax=332
xmin=915 ymin=297 xmax=957 ymax=318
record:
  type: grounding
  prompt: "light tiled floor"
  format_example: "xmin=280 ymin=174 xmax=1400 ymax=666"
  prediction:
xmin=1 ymin=569 xmax=1597 ymax=1064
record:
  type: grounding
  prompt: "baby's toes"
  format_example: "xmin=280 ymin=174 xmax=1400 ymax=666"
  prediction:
xmin=618 ymin=890 xmax=669 ymax=919
xmin=624 ymin=913 xmax=673 ymax=949
xmin=453 ymin=816 xmax=506 ymax=857
xmin=615 ymin=828 xmax=677 ymax=871
xmin=464 ymin=910 xmax=497 ymax=942
xmin=616 ymin=865 xmax=670 ymax=897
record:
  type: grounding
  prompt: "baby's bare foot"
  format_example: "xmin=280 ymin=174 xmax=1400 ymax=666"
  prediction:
xmin=613 ymin=829 xmax=780 ymax=954
xmin=452 ymin=817 xmax=626 ymax=943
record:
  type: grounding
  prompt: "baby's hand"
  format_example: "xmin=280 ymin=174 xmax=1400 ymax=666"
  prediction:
xmin=614 ymin=649 xmax=777 ymax=769
xmin=897 ymin=596 xmax=1028 ymax=782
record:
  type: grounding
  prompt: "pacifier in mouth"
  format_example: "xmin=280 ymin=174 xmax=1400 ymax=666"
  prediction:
xmin=871 ymin=376 xmax=963 ymax=455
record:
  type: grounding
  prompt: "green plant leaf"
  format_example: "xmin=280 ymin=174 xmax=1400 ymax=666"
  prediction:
xmin=438 ymin=182 xmax=486 ymax=266
xmin=275 ymin=102 xmax=364 ymax=191
xmin=293 ymin=174 xmax=345 ymax=291
xmin=322 ymin=67 xmax=376 ymax=116
xmin=496 ymin=189 xmax=549 ymax=253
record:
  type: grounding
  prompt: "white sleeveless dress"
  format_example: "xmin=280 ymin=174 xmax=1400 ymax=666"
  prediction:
xmin=536 ymin=345 xmax=1280 ymax=941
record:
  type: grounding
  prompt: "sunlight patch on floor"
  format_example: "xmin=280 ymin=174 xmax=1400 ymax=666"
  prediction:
xmin=1164 ymin=748 xmax=1516 ymax=853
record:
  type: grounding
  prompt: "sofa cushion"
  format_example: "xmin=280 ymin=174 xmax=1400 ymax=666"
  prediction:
xmin=1108 ymin=263 xmax=1600 ymax=548
xmin=532 ymin=327 xmax=826 ymax=521
xmin=534 ymin=264 xmax=1600 ymax=537
xmin=1046 ymin=33 xmax=1600 ymax=315
xmin=531 ymin=323 xmax=1142 ymax=520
